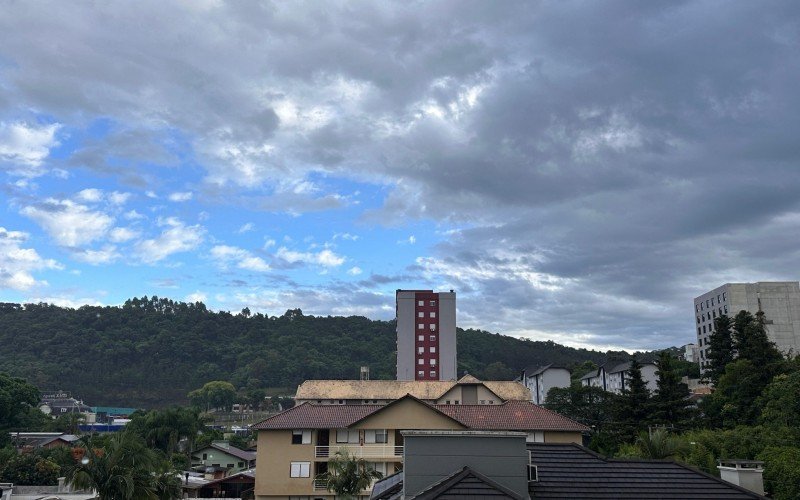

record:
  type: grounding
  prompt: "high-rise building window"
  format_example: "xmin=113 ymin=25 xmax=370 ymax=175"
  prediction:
xmin=430 ymin=312 xmax=436 ymax=318
xmin=418 ymin=347 xmax=424 ymax=354
xmin=697 ymin=316 xmax=700 ymax=324
xmin=418 ymin=312 xmax=424 ymax=318
xmin=724 ymin=305 xmax=728 ymax=313
xmin=418 ymin=335 xmax=424 ymax=341
xmin=717 ymin=294 xmax=721 ymax=302
xmin=418 ymin=323 xmax=424 ymax=329
xmin=418 ymin=300 xmax=424 ymax=306
xmin=430 ymin=324 xmax=436 ymax=331
xmin=430 ymin=359 xmax=437 ymax=366
xmin=430 ymin=346 xmax=436 ymax=353
xmin=418 ymin=370 xmax=424 ymax=378
xmin=430 ymin=335 xmax=436 ymax=341
xmin=703 ymin=325 xmax=706 ymax=333
xmin=429 ymin=300 xmax=436 ymax=306
xmin=723 ymin=292 xmax=726 ymax=301
xmin=418 ymin=359 xmax=424 ymax=365
xmin=430 ymin=370 xmax=436 ymax=377
xmin=697 ymin=327 xmax=701 ymax=335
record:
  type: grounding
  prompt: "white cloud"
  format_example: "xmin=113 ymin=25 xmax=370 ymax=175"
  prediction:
xmin=263 ymin=238 xmax=276 ymax=249
xmin=334 ymin=232 xmax=359 ymax=241
xmin=168 ymin=191 xmax=193 ymax=202
xmin=397 ymin=235 xmax=416 ymax=245
xmin=26 ymin=296 xmax=104 ymax=308
xmin=71 ymin=245 xmax=119 ymax=265
xmin=124 ymin=209 xmax=146 ymax=220
xmin=0 ymin=227 xmax=62 ymax=290
xmin=276 ymin=247 xmax=345 ymax=267
xmin=76 ymin=188 xmax=104 ymax=202
xmin=210 ymin=244 xmax=270 ymax=272
xmin=108 ymin=227 xmax=139 ymax=243
xmin=347 ymin=266 xmax=363 ymax=275
xmin=237 ymin=222 xmax=255 ymax=234
xmin=108 ymin=191 xmax=132 ymax=205
xmin=0 ymin=122 xmax=61 ymax=176
xmin=186 ymin=291 xmax=208 ymax=303
xmin=21 ymin=198 xmax=114 ymax=247
xmin=135 ymin=217 xmax=204 ymax=263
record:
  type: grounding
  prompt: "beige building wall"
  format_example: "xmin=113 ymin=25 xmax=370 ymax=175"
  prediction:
xmin=355 ymin=398 xmax=466 ymax=430
xmin=435 ymin=384 xmax=502 ymax=404
xmin=543 ymin=431 xmax=583 ymax=443
xmin=255 ymin=429 xmax=319 ymax=498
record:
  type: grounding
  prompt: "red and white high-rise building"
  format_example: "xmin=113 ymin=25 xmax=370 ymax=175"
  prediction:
xmin=396 ymin=289 xmax=457 ymax=381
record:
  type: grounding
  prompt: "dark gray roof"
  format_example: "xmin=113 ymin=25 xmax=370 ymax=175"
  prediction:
xmin=193 ymin=443 xmax=256 ymax=461
xmin=523 ymin=364 xmax=569 ymax=377
xmin=528 ymin=443 xmax=765 ymax=499
xmin=371 ymin=471 xmax=404 ymax=500
xmin=411 ymin=466 xmax=524 ymax=499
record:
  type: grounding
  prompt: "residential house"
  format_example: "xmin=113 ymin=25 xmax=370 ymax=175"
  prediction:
xmin=9 ymin=432 xmax=79 ymax=451
xmin=182 ymin=468 xmax=256 ymax=499
xmin=192 ymin=442 xmax=256 ymax=473
xmin=294 ymin=374 xmax=531 ymax=405
xmin=580 ymin=361 xmax=657 ymax=394
xmin=528 ymin=442 xmax=765 ymax=498
xmin=371 ymin=430 xmax=530 ymax=500
xmin=519 ymin=365 xmax=571 ymax=404
xmin=251 ymin=393 xmax=588 ymax=499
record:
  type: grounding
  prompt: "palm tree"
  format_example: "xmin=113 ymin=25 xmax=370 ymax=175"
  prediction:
xmin=634 ymin=428 xmax=689 ymax=460
xmin=316 ymin=450 xmax=384 ymax=499
xmin=65 ymin=430 xmax=180 ymax=499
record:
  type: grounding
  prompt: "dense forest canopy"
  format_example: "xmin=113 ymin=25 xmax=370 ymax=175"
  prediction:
xmin=1 ymin=296 xmax=644 ymax=407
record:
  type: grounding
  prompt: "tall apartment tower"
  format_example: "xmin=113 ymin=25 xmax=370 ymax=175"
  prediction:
xmin=396 ymin=289 xmax=457 ymax=381
xmin=693 ymin=281 xmax=800 ymax=369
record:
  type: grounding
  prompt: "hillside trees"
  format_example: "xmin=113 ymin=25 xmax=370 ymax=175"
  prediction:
xmin=650 ymin=351 xmax=693 ymax=428
xmin=612 ymin=357 xmax=650 ymax=440
xmin=0 ymin=372 xmax=40 ymax=446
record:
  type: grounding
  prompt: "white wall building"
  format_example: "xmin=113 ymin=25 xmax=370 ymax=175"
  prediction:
xmin=580 ymin=362 xmax=657 ymax=395
xmin=693 ymin=282 xmax=800 ymax=369
xmin=396 ymin=289 xmax=457 ymax=381
xmin=520 ymin=365 xmax=571 ymax=404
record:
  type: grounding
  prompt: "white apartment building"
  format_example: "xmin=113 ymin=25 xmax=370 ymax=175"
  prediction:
xmin=580 ymin=362 xmax=658 ymax=395
xmin=520 ymin=365 xmax=571 ymax=404
xmin=693 ymin=282 xmax=800 ymax=368
xmin=396 ymin=290 xmax=457 ymax=381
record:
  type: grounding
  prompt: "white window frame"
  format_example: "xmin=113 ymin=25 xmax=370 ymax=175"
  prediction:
xmin=364 ymin=429 xmax=388 ymax=444
xmin=418 ymin=347 xmax=424 ymax=354
xmin=418 ymin=300 xmax=424 ymax=306
xmin=336 ymin=429 xmax=359 ymax=444
xmin=430 ymin=346 xmax=436 ymax=353
xmin=290 ymin=461 xmax=310 ymax=478
xmin=430 ymin=311 xmax=436 ymax=318
xmin=418 ymin=335 xmax=424 ymax=341
xmin=418 ymin=358 xmax=424 ymax=365
xmin=430 ymin=324 xmax=436 ymax=331
xmin=418 ymin=312 xmax=424 ymax=318
xmin=292 ymin=429 xmax=311 ymax=444
xmin=430 ymin=359 xmax=437 ymax=366
xmin=418 ymin=323 xmax=424 ymax=329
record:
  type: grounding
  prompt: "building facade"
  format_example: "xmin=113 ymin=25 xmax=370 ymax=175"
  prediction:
xmin=396 ymin=290 xmax=456 ymax=381
xmin=694 ymin=282 xmax=800 ymax=368
xmin=580 ymin=362 xmax=657 ymax=395
xmin=520 ymin=365 xmax=571 ymax=405
xmin=252 ymin=395 xmax=587 ymax=499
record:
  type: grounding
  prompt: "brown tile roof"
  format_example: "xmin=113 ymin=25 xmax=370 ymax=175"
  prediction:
xmin=294 ymin=379 xmax=531 ymax=402
xmin=251 ymin=402 xmax=380 ymax=430
xmin=252 ymin=397 xmax=588 ymax=433
xmin=434 ymin=401 xmax=589 ymax=432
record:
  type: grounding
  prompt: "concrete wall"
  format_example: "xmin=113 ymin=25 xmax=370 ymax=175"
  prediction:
xmin=438 ymin=291 xmax=457 ymax=381
xmin=254 ymin=430 xmax=318 ymax=498
xmin=402 ymin=432 xmax=529 ymax=499
xmin=396 ymin=291 xmax=417 ymax=381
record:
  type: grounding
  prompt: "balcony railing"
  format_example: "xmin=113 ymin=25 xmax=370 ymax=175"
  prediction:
xmin=313 ymin=478 xmax=377 ymax=492
xmin=314 ymin=445 xmax=403 ymax=458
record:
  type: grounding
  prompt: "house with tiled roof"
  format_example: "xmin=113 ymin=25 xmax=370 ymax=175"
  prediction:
xmin=251 ymin=394 xmax=588 ymax=499
xmin=192 ymin=442 xmax=256 ymax=474
xmin=294 ymin=374 xmax=531 ymax=405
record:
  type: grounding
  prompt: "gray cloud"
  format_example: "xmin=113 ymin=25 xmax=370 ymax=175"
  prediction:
xmin=2 ymin=1 xmax=800 ymax=349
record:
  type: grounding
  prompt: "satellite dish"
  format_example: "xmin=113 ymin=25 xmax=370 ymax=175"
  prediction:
xmin=40 ymin=404 xmax=52 ymax=415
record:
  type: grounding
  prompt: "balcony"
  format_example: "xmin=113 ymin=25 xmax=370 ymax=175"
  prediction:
xmin=313 ymin=478 xmax=377 ymax=493
xmin=314 ymin=445 xmax=403 ymax=459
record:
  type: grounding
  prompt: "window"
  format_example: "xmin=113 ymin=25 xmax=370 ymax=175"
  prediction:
xmin=697 ymin=327 xmax=701 ymax=335
xmin=418 ymin=358 xmax=424 ymax=365
xmin=418 ymin=312 xmax=424 ymax=318
xmin=724 ymin=305 xmax=728 ymax=313
xmin=702 ymin=325 xmax=706 ymax=333
xmin=290 ymin=462 xmax=310 ymax=478
xmin=430 ymin=346 xmax=436 ymax=353
xmin=227 ymin=463 xmax=234 ymax=468
xmin=430 ymin=335 xmax=436 ymax=341
xmin=365 ymin=429 xmax=388 ymax=444
xmin=430 ymin=324 xmax=436 ymax=331
xmin=711 ymin=298 xmax=715 ymax=306
xmin=61 ymin=408 xmax=67 ymax=413
xmin=696 ymin=316 xmax=700 ymax=324
xmin=706 ymin=299 xmax=710 ymax=307
xmin=430 ymin=370 xmax=437 ymax=377
xmin=418 ymin=370 xmax=424 ymax=378
xmin=723 ymin=292 xmax=726 ymax=301
xmin=292 ymin=430 xmax=311 ymax=444
xmin=418 ymin=323 xmax=424 ymax=329
xmin=717 ymin=294 xmax=721 ymax=302
xmin=489 ymin=400 xmax=494 ymax=404
xmin=701 ymin=302 xmax=704 ymax=310
xmin=719 ymin=307 xmax=723 ymax=316
xmin=430 ymin=312 xmax=436 ymax=318
xmin=430 ymin=359 xmax=437 ymax=366
xmin=418 ymin=335 xmax=424 ymax=341
xmin=480 ymin=400 xmax=486 ymax=404
xmin=336 ymin=429 xmax=359 ymax=444
xmin=528 ymin=451 xmax=538 ymax=482
xmin=418 ymin=300 xmax=424 ymax=306
xmin=445 ymin=400 xmax=450 ymax=404
xmin=430 ymin=300 xmax=436 ymax=306
xmin=238 ymin=461 xmax=244 ymax=468
xmin=202 ymin=453 xmax=208 ymax=460
xmin=712 ymin=310 xmax=716 ymax=319
xmin=418 ymin=347 xmax=424 ymax=354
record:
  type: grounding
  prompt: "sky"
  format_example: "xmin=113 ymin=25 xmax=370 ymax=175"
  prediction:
xmin=1 ymin=1 xmax=799 ymax=352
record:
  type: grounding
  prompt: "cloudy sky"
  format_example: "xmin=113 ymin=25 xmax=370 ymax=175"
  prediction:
xmin=1 ymin=1 xmax=799 ymax=351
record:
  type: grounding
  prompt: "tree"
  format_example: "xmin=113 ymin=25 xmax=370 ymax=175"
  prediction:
xmin=758 ymin=371 xmax=800 ymax=427
xmin=126 ymin=407 xmax=207 ymax=460
xmin=650 ymin=351 xmax=693 ymax=429
xmin=316 ymin=450 xmax=383 ymax=499
xmin=706 ymin=314 xmax=734 ymax=385
xmin=546 ymin=383 xmax=616 ymax=433
xmin=0 ymin=372 xmax=40 ymax=445
xmin=0 ymin=453 xmax=61 ymax=485
xmin=612 ymin=357 xmax=650 ymax=441
xmin=734 ymin=311 xmax=783 ymax=367
xmin=188 ymin=381 xmax=237 ymax=412
xmin=757 ymin=446 xmax=800 ymax=500
xmin=65 ymin=430 xmax=180 ymax=500
xmin=630 ymin=429 xmax=688 ymax=460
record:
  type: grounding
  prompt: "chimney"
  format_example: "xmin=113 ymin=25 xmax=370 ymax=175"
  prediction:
xmin=717 ymin=459 xmax=765 ymax=496
xmin=360 ymin=366 xmax=370 ymax=381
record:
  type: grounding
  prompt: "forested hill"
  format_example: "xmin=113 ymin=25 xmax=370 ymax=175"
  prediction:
xmin=0 ymin=297 xmax=615 ymax=407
